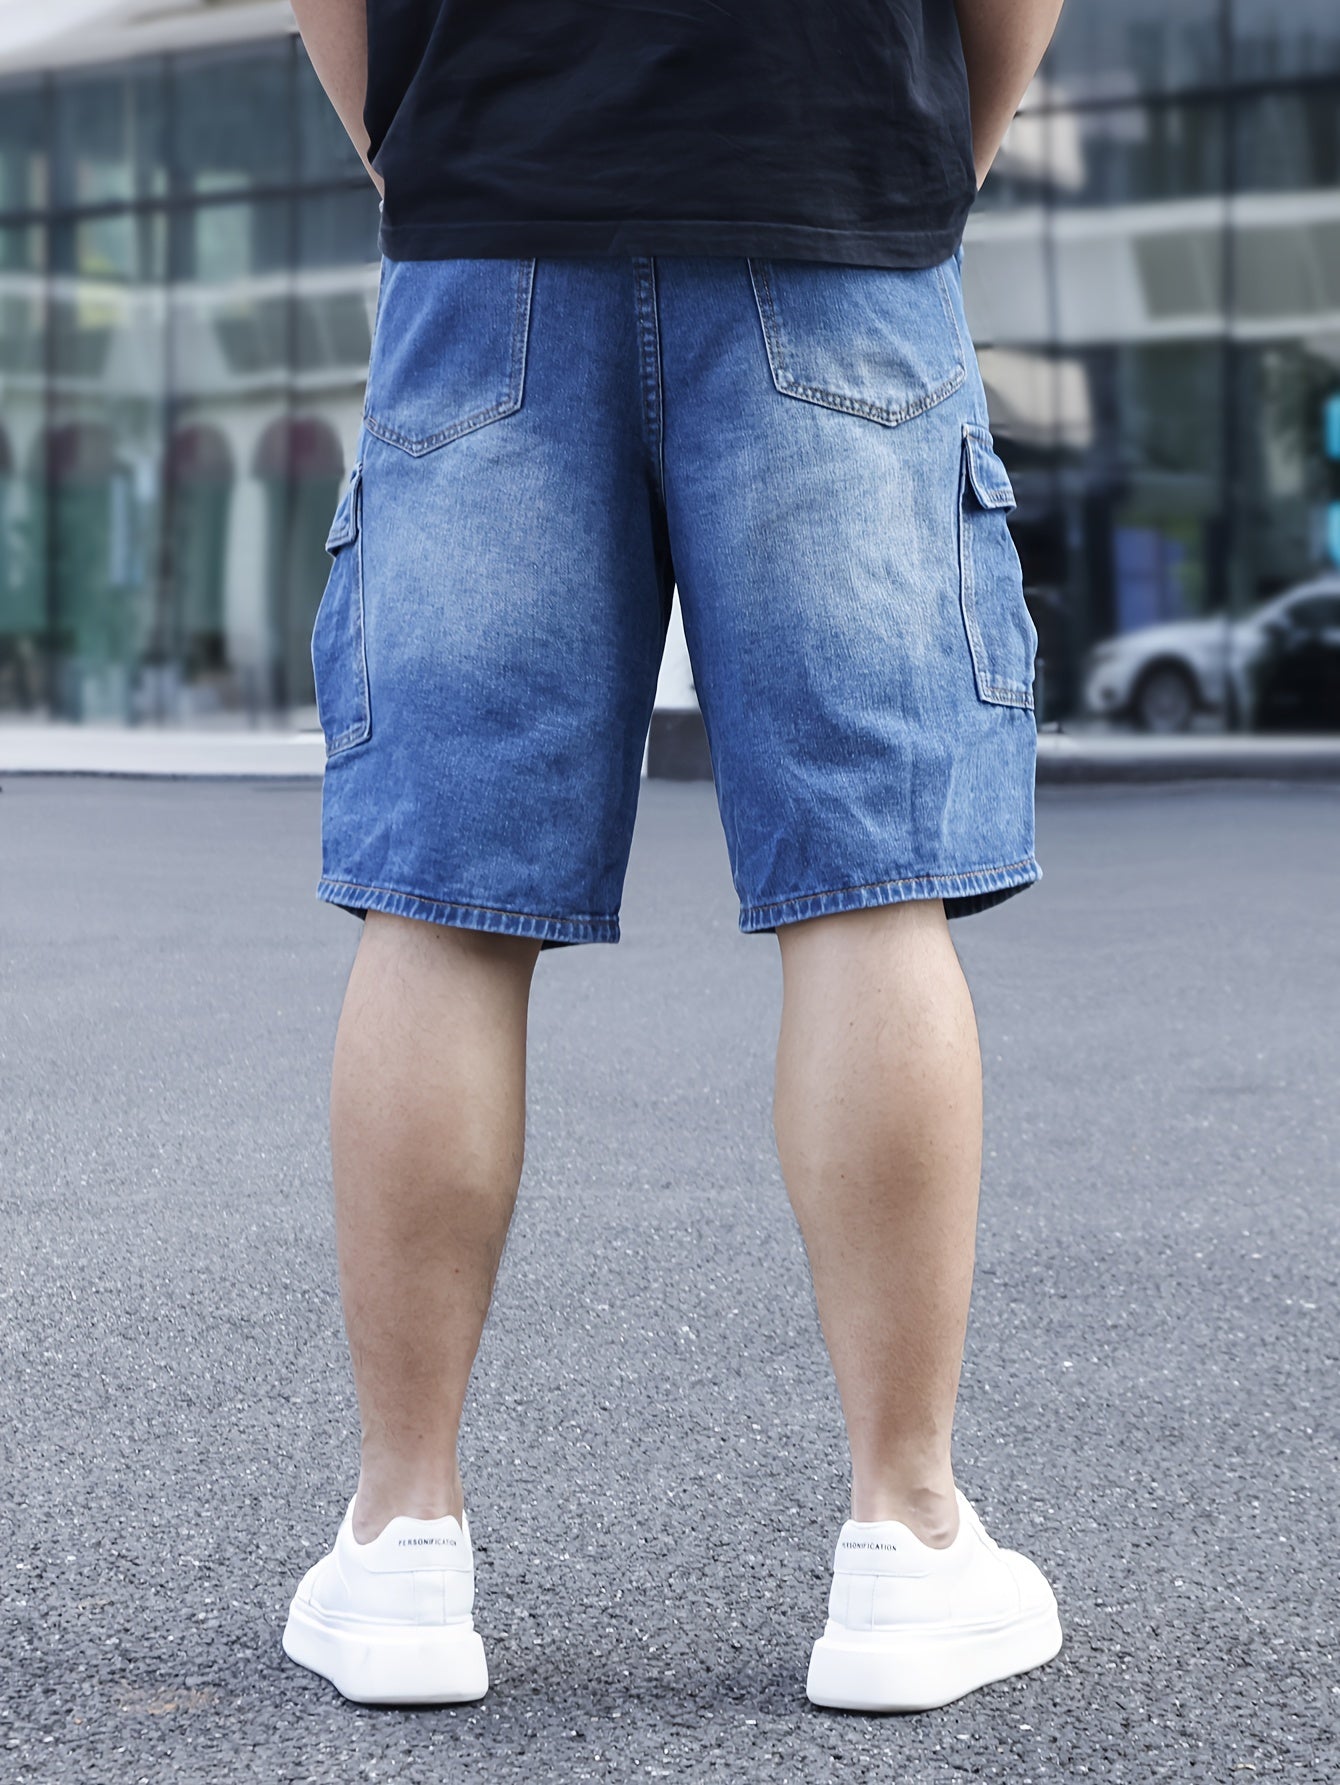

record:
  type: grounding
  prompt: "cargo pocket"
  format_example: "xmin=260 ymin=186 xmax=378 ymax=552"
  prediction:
xmin=362 ymin=257 xmax=536 ymax=456
xmin=746 ymin=257 xmax=966 ymax=427
xmin=957 ymin=424 xmax=1037 ymax=710
xmin=311 ymin=461 xmax=371 ymax=756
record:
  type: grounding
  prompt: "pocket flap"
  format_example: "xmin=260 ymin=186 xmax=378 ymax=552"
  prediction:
xmin=963 ymin=425 xmax=1016 ymax=511
xmin=325 ymin=463 xmax=362 ymax=553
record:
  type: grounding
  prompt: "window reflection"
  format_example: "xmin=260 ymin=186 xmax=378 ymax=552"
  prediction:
xmin=0 ymin=224 xmax=46 ymax=714
xmin=1232 ymin=1 xmax=1340 ymax=83
xmin=1042 ymin=345 xmax=1224 ymax=679
xmin=49 ymin=214 xmax=167 ymax=722
xmin=172 ymin=46 xmax=291 ymax=196
xmin=1041 ymin=1 xmax=1222 ymax=103
xmin=1236 ymin=90 xmax=1340 ymax=194
xmin=1237 ymin=344 xmax=1340 ymax=603
xmin=53 ymin=61 xmax=167 ymax=209
xmin=0 ymin=81 xmax=48 ymax=213
xmin=291 ymin=190 xmax=381 ymax=728
xmin=1053 ymin=102 xmax=1225 ymax=207
xmin=4 ymin=18 xmax=1340 ymax=733
xmin=297 ymin=43 xmax=367 ymax=184
xmin=165 ymin=197 xmax=293 ymax=723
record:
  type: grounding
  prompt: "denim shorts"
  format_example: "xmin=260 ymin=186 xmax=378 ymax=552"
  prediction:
xmin=312 ymin=247 xmax=1041 ymax=949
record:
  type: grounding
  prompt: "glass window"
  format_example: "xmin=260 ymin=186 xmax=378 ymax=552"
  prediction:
xmin=1048 ymin=227 xmax=1226 ymax=345
xmin=0 ymin=224 xmax=48 ymax=716
xmin=0 ymin=81 xmax=48 ymax=215
xmin=1232 ymin=210 xmax=1340 ymax=322
xmin=296 ymin=186 xmax=381 ymax=270
xmin=53 ymin=61 xmax=167 ymax=209
xmin=297 ymin=44 xmax=368 ymax=184
xmin=1062 ymin=345 xmax=1225 ymax=648
xmin=1232 ymin=1 xmax=1340 ymax=82
xmin=166 ymin=196 xmax=296 ymax=723
xmin=166 ymin=193 xmax=363 ymax=728
xmin=49 ymin=213 xmax=167 ymax=723
xmin=974 ymin=111 xmax=1053 ymax=212
xmin=295 ymin=189 xmax=381 ymax=377
xmin=1235 ymin=344 xmax=1340 ymax=604
xmin=1235 ymin=90 xmax=1340 ymax=194
xmin=1052 ymin=101 xmax=1226 ymax=207
xmin=960 ymin=224 xmax=1052 ymax=346
xmin=1041 ymin=0 xmax=1222 ymax=103
xmin=1281 ymin=593 xmax=1340 ymax=627
xmin=172 ymin=44 xmax=293 ymax=196
xmin=290 ymin=192 xmax=382 ymax=725
xmin=172 ymin=198 xmax=292 ymax=285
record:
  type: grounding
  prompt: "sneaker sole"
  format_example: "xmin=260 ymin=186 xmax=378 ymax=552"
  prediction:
xmin=282 ymin=1596 xmax=489 ymax=1706
xmin=806 ymin=1600 xmax=1062 ymax=1713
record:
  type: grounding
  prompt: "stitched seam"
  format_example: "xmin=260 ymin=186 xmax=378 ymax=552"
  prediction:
xmin=775 ymin=367 xmax=966 ymax=427
xmin=633 ymin=257 xmax=666 ymax=507
xmin=319 ymin=465 xmax=372 ymax=754
xmin=744 ymin=859 xmax=1039 ymax=915
xmin=932 ymin=259 xmax=967 ymax=365
xmin=751 ymin=258 xmax=967 ymax=427
xmin=363 ymin=400 xmax=521 ymax=455
xmin=958 ymin=432 xmax=1032 ymax=709
xmin=319 ymin=879 xmax=617 ymax=927
xmin=958 ymin=434 xmax=987 ymax=700
xmin=361 ymin=260 xmax=533 ymax=454
xmin=510 ymin=256 xmax=535 ymax=417
xmin=324 ymin=462 xmax=362 ymax=553
xmin=963 ymin=423 xmax=1015 ymax=508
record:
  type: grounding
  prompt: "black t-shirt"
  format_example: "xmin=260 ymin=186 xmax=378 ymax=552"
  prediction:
xmin=365 ymin=1 xmax=977 ymax=270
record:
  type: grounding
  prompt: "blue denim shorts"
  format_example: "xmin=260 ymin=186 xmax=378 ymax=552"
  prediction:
xmin=312 ymin=247 xmax=1041 ymax=949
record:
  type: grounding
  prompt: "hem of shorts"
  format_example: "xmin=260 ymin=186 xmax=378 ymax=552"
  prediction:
xmin=316 ymin=877 xmax=620 ymax=945
xmin=378 ymin=210 xmax=973 ymax=270
xmin=739 ymin=858 xmax=1042 ymax=932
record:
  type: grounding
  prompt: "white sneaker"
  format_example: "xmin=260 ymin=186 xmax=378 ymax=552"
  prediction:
xmin=282 ymin=1495 xmax=488 ymax=1705
xmin=806 ymin=1489 xmax=1062 ymax=1712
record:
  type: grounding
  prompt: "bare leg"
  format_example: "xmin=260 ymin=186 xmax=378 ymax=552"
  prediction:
xmin=327 ymin=911 xmax=543 ymax=1544
xmin=772 ymin=899 xmax=982 ymax=1548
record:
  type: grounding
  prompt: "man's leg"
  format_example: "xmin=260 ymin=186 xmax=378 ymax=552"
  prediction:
xmin=772 ymin=897 xmax=981 ymax=1548
xmin=328 ymin=910 xmax=544 ymax=1544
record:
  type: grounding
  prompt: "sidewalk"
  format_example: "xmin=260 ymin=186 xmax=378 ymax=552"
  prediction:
xmin=1033 ymin=727 xmax=1340 ymax=783
xmin=1 ymin=721 xmax=1339 ymax=782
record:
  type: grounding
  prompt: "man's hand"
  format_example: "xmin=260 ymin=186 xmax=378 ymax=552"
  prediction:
xmin=954 ymin=0 xmax=1066 ymax=190
xmin=290 ymin=0 xmax=384 ymax=197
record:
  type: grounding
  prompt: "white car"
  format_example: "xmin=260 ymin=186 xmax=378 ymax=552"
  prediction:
xmin=1080 ymin=577 xmax=1340 ymax=733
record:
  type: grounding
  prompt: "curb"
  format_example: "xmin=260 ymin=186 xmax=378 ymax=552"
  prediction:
xmin=642 ymin=712 xmax=1340 ymax=785
xmin=1034 ymin=734 xmax=1340 ymax=784
xmin=1 ymin=718 xmax=1339 ymax=784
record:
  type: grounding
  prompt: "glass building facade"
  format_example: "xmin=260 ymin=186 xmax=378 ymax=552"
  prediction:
xmin=1 ymin=6 xmax=1339 ymax=729
xmin=974 ymin=1 xmax=1340 ymax=725
xmin=0 ymin=33 xmax=381 ymax=726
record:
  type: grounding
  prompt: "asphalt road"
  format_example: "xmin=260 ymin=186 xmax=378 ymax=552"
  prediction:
xmin=2 ymin=774 xmax=1337 ymax=1783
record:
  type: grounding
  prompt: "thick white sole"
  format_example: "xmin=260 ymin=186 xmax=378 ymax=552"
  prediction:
xmin=282 ymin=1595 xmax=489 ymax=1706
xmin=806 ymin=1601 xmax=1063 ymax=1713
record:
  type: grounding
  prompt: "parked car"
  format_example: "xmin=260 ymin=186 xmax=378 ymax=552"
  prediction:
xmin=1080 ymin=577 xmax=1340 ymax=733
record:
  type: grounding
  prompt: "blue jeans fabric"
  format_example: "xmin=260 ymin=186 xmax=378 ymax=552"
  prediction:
xmin=312 ymin=247 xmax=1041 ymax=949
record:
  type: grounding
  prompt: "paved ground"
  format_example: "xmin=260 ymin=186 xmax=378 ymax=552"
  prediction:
xmin=2 ymin=775 xmax=1337 ymax=1783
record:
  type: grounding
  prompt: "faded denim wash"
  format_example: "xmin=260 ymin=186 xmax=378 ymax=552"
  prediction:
xmin=312 ymin=246 xmax=1041 ymax=949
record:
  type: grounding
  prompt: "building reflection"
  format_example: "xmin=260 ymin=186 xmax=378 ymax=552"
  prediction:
xmin=0 ymin=4 xmax=1338 ymax=730
xmin=0 ymin=32 xmax=379 ymax=728
xmin=966 ymin=0 xmax=1340 ymax=729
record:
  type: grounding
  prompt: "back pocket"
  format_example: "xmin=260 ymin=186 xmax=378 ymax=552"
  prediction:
xmin=311 ymin=462 xmax=371 ymax=755
xmin=957 ymin=424 xmax=1037 ymax=710
xmin=362 ymin=258 xmax=536 ymax=456
xmin=746 ymin=257 xmax=966 ymax=427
